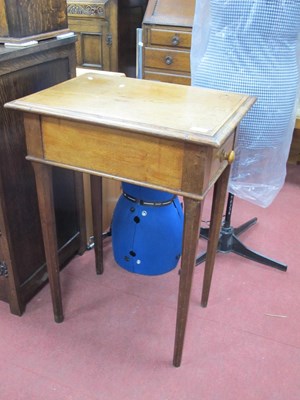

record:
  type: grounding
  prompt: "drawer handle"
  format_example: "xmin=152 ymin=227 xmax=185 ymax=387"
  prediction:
xmin=165 ymin=56 xmax=173 ymax=65
xmin=220 ymin=150 xmax=235 ymax=165
xmin=172 ymin=35 xmax=180 ymax=46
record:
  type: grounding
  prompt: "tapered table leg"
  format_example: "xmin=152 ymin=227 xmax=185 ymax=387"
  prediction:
xmin=173 ymin=198 xmax=203 ymax=367
xmin=201 ymin=165 xmax=231 ymax=307
xmin=74 ymin=172 xmax=88 ymax=255
xmin=32 ymin=162 xmax=63 ymax=323
xmin=90 ymin=175 xmax=104 ymax=275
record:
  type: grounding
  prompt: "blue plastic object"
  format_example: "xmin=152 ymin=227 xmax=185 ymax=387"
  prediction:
xmin=111 ymin=183 xmax=184 ymax=275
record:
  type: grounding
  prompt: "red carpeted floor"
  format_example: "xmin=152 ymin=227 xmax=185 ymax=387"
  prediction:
xmin=1 ymin=164 xmax=299 ymax=400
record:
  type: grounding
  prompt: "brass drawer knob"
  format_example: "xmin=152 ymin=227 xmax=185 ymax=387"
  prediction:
xmin=165 ymin=56 xmax=173 ymax=65
xmin=220 ymin=150 xmax=235 ymax=165
xmin=172 ymin=36 xmax=180 ymax=46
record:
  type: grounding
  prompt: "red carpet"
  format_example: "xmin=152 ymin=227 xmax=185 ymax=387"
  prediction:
xmin=0 ymin=164 xmax=299 ymax=399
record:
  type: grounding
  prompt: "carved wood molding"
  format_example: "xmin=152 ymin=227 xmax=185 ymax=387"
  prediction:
xmin=67 ymin=4 xmax=105 ymax=16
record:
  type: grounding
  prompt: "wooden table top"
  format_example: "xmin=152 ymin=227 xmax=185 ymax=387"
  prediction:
xmin=6 ymin=73 xmax=255 ymax=148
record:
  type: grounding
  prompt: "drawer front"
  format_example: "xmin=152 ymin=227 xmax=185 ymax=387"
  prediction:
xmin=144 ymin=71 xmax=191 ymax=85
xmin=150 ymin=29 xmax=192 ymax=49
xmin=144 ymin=47 xmax=190 ymax=72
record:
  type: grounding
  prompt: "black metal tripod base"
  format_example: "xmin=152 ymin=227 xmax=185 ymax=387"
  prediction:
xmin=196 ymin=217 xmax=287 ymax=271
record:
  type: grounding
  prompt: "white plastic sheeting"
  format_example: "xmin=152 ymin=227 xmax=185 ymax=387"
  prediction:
xmin=191 ymin=0 xmax=300 ymax=207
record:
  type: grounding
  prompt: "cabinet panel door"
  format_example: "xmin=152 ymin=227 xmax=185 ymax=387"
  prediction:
xmin=79 ymin=23 xmax=111 ymax=70
xmin=69 ymin=17 xmax=112 ymax=70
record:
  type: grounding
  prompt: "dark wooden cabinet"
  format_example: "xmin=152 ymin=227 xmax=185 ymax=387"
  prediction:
xmin=0 ymin=0 xmax=70 ymax=43
xmin=0 ymin=37 xmax=84 ymax=316
xmin=142 ymin=0 xmax=195 ymax=85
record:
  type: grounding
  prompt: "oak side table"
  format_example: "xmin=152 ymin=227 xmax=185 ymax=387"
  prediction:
xmin=6 ymin=74 xmax=254 ymax=367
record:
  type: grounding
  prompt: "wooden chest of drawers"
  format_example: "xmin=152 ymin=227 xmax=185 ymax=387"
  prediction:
xmin=142 ymin=0 xmax=195 ymax=85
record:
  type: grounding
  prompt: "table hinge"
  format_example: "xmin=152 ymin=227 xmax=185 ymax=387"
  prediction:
xmin=106 ymin=33 xmax=112 ymax=47
xmin=0 ymin=261 xmax=8 ymax=278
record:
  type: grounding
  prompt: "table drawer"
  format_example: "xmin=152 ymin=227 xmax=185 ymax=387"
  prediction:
xmin=150 ymin=29 xmax=192 ymax=49
xmin=144 ymin=47 xmax=190 ymax=72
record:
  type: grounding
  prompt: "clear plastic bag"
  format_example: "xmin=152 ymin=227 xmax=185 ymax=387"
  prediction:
xmin=191 ymin=0 xmax=300 ymax=207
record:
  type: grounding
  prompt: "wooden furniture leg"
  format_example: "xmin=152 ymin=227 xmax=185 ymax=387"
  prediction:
xmin=90 ymin=175 xmax=104 ymax=275
xmin=173 ymin=197 xmax=203 ymax=367
xmin=74 ymin=172 xmax=88 ymax=255
xmin=201 ymin=165 xmax=231 ymax=307
xmin=32 ymin=162 xmax=63 ymax=323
